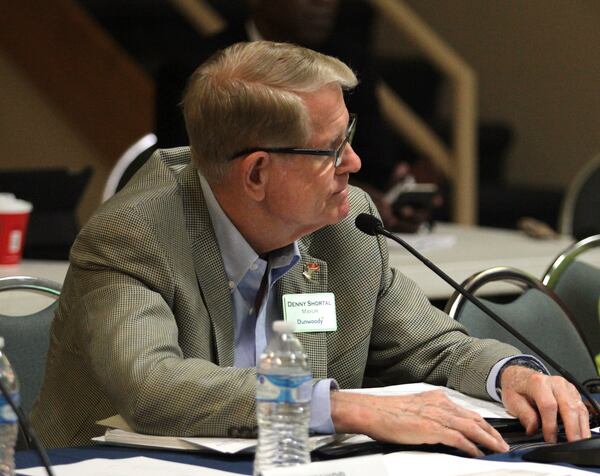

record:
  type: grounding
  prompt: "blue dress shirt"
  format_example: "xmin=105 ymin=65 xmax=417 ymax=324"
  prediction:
xmin=199 ymin=174 xmax=335 ymax=432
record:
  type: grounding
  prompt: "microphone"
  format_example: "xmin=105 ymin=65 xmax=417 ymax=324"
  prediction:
xmin=355 ymin=213 xmax=385 ymax=237
xmin=355 ymin=213 xmax=600 ymax=421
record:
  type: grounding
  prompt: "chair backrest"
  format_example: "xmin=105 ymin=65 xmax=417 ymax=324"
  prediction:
xmin=102 ymin=133 xmax=158 ymax=202
xmin=0 ymin=276 xmax=61 ymax=417
xmin=444 ymin=267 xmax=597 ymax=382
xmin=543 ymin=235 xmax=600 ymax=357
xmin=559 ymin=153 xmax=600 ymax=239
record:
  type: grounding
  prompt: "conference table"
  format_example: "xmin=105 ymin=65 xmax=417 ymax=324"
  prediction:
xmin=8 ymin=226 xmax=600 ymax=474
xmin=16 ymin=445 xmax=254 ymax=475
xmin=15 ymin=440 xmax=600 ymax=475
xmin=388 ymin=223 xmax=600 ymax=300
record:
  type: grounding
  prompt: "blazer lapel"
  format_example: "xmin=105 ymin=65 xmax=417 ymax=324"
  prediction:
xmin=277 ymin=247 xmax=329 ymax=380
xmin=178 ymin=165 xmax=235 ymax=367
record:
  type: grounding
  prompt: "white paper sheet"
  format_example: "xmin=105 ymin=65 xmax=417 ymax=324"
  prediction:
xmin=384 ymin=451 xmax=597 ymax=475
xmin=387 ymin=232 xmax=457 ymax=253
xmin=17 ymin=456 xmax=239 ymax=476
xmin=180 ymin=433 xmax=339 ymax=454
xmin=342 ymin=382 xmax=515 ymax=420
xmin=263 ymin=454 xmax=388 ymax=476
xmin=179 ymin=436 xmax=257 ymax=454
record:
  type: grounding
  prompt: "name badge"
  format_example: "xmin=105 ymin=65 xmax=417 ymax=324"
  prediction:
xmin=282 ymin=293 xmax=337 ymax=333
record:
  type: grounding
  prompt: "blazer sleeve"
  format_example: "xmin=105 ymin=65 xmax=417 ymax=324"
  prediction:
xmin=70 ymin=204 xmax=258 ymax=438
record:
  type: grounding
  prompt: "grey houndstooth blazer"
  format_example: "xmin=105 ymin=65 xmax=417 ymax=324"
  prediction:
xmin=31 ymin=147 xmax=520 ymax=448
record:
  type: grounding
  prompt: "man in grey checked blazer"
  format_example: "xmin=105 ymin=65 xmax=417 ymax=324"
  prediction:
xmin=32 ymin=41 xmax=589 ymax=452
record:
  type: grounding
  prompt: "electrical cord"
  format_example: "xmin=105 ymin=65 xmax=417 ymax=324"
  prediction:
xmin=0 ymin=379 xmax=54 ymax=476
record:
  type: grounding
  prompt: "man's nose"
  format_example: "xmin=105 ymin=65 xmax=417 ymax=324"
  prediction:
xmin=336 ymin=144 xmax=361 ymax=174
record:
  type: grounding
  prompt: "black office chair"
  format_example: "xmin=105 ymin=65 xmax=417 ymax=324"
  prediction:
xmin=0 ymin=276 xmax=61 ymax=449
xmin=559 ymin=153 xmax=600 ymax=240
xmin=102 ymin=133 xmax=158 ymax=201
xmin=445 ymin=266 xmax=597 ymax=383
xmin=543 ymin=235 xmax=600 ymax=362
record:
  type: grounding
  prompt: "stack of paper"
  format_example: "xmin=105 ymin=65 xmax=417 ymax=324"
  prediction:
xmin=93 ymin=414 xmax=342 ymax=454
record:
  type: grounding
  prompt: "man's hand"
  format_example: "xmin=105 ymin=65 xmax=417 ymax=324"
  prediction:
xmin=331 ymin=390 xmax=509 ymax=457
xmin=500 ymin=365 xmax=591 ymax=443
xmin=351 ymin=162 xmax=441 ymax=233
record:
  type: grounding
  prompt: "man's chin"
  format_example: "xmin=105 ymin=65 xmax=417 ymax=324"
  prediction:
xmin=331 ymin=197 xmax=351 ymax=224
xmin=310 ymin=194 xmax=351 ymax=230
xmin=314 ymin=207 xmax=350 ymax=232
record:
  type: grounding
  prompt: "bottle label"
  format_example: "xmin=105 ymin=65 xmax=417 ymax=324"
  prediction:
xmin=0 ymin=392 xmax=19 ymax=424
xmin=256 ymin=374 xmax=312 ymax=404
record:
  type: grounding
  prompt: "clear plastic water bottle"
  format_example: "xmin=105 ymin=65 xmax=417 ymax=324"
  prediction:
xmin=254 ymin=321 xmax=312 ymax=476
xmin=0 ymin=337 xmax=19 ymax=476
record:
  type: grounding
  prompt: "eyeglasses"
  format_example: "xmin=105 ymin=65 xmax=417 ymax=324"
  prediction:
xmin=229 ymin=113 xmax=357 ymax=167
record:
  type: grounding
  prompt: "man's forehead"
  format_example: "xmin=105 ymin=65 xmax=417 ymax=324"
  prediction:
xmin=299 ymin=86 xmax=346 ymax=125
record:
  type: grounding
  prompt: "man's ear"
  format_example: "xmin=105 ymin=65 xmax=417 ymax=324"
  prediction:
xmin=240 ymin=151 xmax=271 ymax=201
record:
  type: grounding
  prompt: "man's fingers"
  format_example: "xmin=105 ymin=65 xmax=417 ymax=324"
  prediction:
xmin=445 ymin=404 xmax=507 ymax=446
xmin=524 ymin=374 xmax=591 ymax=443
xmin=555 ymin=391 xmax=590 ymax=441
xmin=444 ymin=414 xmax=509 ymax=454
xmin=504 ymin=390 xmax=540 ymax=435
xmin=412 ymin=414 xmax=483 ymax=457
xmin=580 ymin=401 xmax=592 ymax=439
xmin=419 ymin=393 xmax=508 ymax=454
xmin=501 ymin=368 xmax=591 ymax=443
xmin=433 ymin=427 xmax=483 ymax=458
xmin=536 ymin=392 xmax=559 ymax=443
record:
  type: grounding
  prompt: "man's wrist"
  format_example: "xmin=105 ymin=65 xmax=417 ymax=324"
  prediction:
xmin=496 ymin=356 xmax=548 ymax=398
xmin=310 ymin=379 xmax=338 ymax=434
xmin=330 ymin=390 xmax=373 ymax=435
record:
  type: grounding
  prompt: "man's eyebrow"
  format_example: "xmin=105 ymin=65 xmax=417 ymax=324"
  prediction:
xmin=329 ymin=134 xmax=343 ymax=149
xmin=329 ymin=118 xmax=350 ymax=148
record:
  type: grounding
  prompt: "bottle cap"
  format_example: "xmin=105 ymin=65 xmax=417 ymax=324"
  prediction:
xmin=273 ymin=320 xmax=295 ymax=334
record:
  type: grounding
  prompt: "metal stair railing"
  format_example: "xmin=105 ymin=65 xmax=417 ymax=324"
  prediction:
xmin=370 ymin=0 xmax=477 ymax=225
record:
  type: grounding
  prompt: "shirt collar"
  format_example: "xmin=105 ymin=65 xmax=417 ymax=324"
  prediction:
xmin=198 ymin=172 xmax=300 ymax=286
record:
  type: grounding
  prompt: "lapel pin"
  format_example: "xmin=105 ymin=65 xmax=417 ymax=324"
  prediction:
xmin=303 ymin=262 xmax=320 ymax=280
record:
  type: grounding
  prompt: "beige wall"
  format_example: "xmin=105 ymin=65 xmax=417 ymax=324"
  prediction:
xmin=375 ymin=0 xmax=600 ymax=189
xmin=0 ymin=51 xmax=109 ymax=225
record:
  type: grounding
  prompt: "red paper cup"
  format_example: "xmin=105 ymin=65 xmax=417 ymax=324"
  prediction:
xmin=0 ymin=194 xmax=33 ymax=265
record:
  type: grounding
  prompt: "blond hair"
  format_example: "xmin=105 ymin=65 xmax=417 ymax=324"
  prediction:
xmin=182 ymin=40 xmax=357 ymax=183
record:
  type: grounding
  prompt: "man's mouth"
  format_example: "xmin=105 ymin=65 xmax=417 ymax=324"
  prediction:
xmin=334 ymin=184 xmax=348 ymax=195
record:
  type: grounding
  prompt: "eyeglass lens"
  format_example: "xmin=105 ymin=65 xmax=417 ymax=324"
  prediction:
xmin=334 ymin=116 xmax=357 ymax=167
